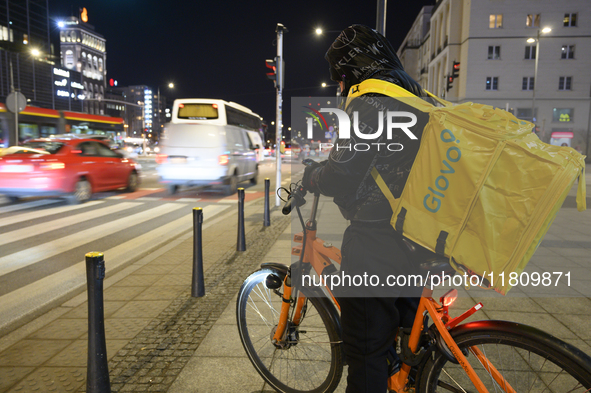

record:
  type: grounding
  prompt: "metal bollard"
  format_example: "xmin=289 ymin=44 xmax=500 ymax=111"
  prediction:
xmin=264 ymin=178 xmax=271 ymax=227
xmin=237 ymin=187 xmax=246 ymax=251
xmin=192 ymin=208 xmax=205 ymax=297
xmin=85 ymin=252 xmax=111 ymax=393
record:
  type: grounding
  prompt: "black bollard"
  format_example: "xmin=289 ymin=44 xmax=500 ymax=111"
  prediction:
xmin=264 ymin=178 xmax=271 ymax=227
xmin=237 ymin=187 xmax=246 ymax=251
xmin=192 ymin=207 xmax=205 ymax=297
xmin=85 ymin=252 xmax=111 ymax=393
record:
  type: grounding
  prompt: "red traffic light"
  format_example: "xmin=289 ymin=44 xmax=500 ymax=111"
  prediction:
xmin=452 ymin=61 xmax=460 ymax=78
xmin=265 ymin=59 xmax=276 ymax=80
xmin=446 ymin=75 xmax=454 ymax=91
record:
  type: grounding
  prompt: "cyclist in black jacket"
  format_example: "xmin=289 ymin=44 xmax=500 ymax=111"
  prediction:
xmin=302 ymin=25 xmax=432 ymax=392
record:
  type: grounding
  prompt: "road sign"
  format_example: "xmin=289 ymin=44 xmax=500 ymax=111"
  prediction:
xmin=6 ymin=91 xmax=26 ymax=113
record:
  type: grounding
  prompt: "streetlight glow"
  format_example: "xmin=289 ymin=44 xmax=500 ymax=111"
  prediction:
xmin=315 ymin=28 xmax=323 ymax=35
xmin=542 ymin=27 xmax=552 ymax=34
xmin=168 ymin=83 xmax=174 ymax=89
xmin=321 ymin=82 xmax=327 ymax=87
xmin=527 ymin=38 xmax=535 ymax=43
xmin=31 ymin=49 xmax=40 ymax=57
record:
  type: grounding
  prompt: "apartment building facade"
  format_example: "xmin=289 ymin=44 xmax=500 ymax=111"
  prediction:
xmin=398 ymin=0 xmax=591 ymax=154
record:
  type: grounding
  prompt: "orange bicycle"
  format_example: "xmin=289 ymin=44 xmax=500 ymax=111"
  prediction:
xmin=236 ymin=182 xmax=591 ymax=393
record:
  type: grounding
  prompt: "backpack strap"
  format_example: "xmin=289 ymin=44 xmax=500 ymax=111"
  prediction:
xmin=346 ymin=79 xmax=450 ymax=111
xmin=370 ymin=167 xmax=403 ymax=229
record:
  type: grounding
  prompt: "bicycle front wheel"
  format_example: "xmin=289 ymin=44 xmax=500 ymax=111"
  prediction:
xmin=236 ymin=268 xmax=343 ymax=393
xmin=417 ymin=320 xmax=591 ymax=393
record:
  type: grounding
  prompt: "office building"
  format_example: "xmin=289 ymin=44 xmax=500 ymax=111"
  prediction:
xmin=57 ymin=13 xmax=107 ymax=115
xmin=398 ymin=0 xmax=591 ymax=153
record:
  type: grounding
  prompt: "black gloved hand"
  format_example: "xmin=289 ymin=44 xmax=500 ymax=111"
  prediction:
xmin=301 ymin=159 xmax=326 ymax=194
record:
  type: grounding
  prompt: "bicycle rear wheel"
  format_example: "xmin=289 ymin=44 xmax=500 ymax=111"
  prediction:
xmin=417 ymin=320 xmax=591 ymax=392
xmin=236 ymin=268 xmax=343 ymax=393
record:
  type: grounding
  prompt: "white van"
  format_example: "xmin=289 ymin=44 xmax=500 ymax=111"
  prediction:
xmin=246 ymin=130 xmax=265 ymax=163
xmin=156 ymin=99 xmax=262 ymax=195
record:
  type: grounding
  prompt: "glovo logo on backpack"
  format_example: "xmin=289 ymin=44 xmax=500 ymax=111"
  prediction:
xmin=423 ymin=128 xmax=462 ymax=213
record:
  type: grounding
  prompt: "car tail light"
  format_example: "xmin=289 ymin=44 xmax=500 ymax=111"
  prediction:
xmin=39 ymin=162 xmax=65 ymax=170
xmin=218 ymin=154 xmax=229 ymax=165
xmin=156 ymin=154 xmax=168 ymax=164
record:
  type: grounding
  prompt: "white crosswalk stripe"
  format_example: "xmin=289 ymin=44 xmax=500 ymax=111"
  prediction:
xmin=0 ymin=202 xmax=139 ymax=247
xmin=0 ymin=203 xmax=186 ymax=276
xmin=0 ymin=200 xmax=104 ymax=228
xmin=0 ymin=199 xmax=60 ymax=213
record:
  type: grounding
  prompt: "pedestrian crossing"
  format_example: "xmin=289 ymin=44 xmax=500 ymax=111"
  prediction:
xmin=106 ymin=187 xmax=267 ymax=203
xmin=0 ymin=197 xmax=234 ymax=334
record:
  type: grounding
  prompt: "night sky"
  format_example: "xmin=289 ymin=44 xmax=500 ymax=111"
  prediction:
xmin=48 ymin=0 xmax=434 ymax=129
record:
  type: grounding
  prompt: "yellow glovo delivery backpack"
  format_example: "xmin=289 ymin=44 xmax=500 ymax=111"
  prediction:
xmin=346 ymin=79 xmax=587 ymax=295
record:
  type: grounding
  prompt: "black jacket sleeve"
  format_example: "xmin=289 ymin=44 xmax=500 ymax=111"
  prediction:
xmin=312 ymin=93 xmax=406 ymax=197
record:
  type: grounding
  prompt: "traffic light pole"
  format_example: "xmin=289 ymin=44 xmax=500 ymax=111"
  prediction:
xmin=275 ymin=24 xmax=286 ymax=207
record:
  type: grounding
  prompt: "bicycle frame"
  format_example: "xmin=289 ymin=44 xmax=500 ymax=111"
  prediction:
xmin=274 ymin=192 xmax=513 ymax=393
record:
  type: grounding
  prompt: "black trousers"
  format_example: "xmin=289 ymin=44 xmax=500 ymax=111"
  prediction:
xmin=338 ymin=222 xmax=421 ymax=393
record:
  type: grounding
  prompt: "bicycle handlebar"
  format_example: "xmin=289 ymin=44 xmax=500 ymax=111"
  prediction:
xmin=282 ymin=159 xmax=322 ymax=215
xmin=282 ymin=184 xmax=307 ymax=215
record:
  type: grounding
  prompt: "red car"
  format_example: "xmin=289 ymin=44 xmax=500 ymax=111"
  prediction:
xmin=0 ymin=138 xmax=140 ymax=204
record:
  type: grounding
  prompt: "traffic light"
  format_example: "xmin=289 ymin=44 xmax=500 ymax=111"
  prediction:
xmin=265 ymin=57 xmax=283 ymax=89
xmin=446 ymin=75 xmax=454 ymax=91
xmin=452 ymin=61 xmax=460 ymax=79
xmin=265 ymin=58 xmax=277 ymax=86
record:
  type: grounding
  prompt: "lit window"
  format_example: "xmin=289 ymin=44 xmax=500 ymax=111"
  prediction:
xmin=486 ymin=77 xmax=499 ymax=90
xmin=489 ymin=14 xmax=503 ymax=28
xmin=553 ymin=108 xmax=573 ymax=122
xmin=65 ymin=50 xmax=74 ymax=69
xmin=558 ymin=76 xmax=572 ymax=91
xmin=522 ymin=77 xmax=534 ymax=91
xmin=524 ymin=45 xmax=536 ymax=60
xmin=563 ymin=13 xmax=577 ymax=27
xmin=487 ymin=46 xmax=501 ymax=60
xmin=526 ymin=14 xmax=540 ymax=27
xmin=561 ymin=45 xmax=575 ymax=59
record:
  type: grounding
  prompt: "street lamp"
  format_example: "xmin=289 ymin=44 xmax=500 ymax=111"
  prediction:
xmin=315 ymin=28 xmax=341 ymax=36
xmin=527 ymin=27 xmax=551 ymax=130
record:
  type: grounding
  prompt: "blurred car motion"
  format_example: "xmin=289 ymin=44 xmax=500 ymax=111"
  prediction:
xmin=0 ymin=138 xmax=140 ymax=204
xmin=122 ymin=137 xmax=159 ymax=157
